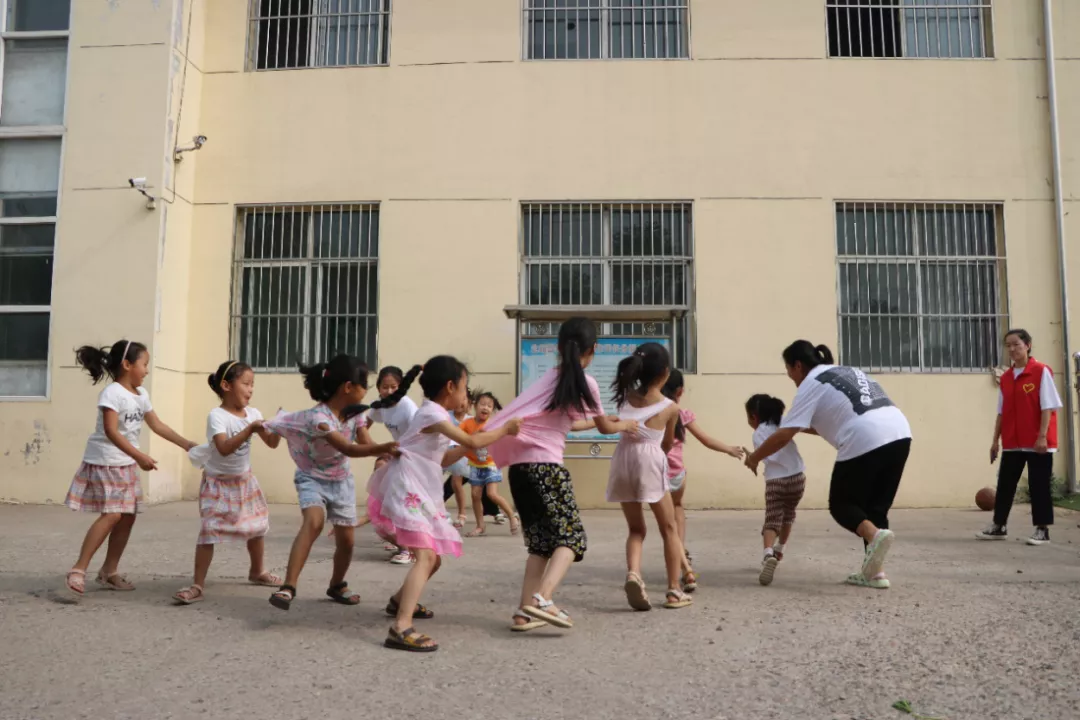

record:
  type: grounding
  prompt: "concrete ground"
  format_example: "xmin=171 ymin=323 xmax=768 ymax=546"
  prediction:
xmin=0 ymin=504 xmax=1078 ymax=720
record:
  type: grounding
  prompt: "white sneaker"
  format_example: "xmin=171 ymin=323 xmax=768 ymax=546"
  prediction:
xmin=759 ymin=554 xmax=778 ymax=586
xmin=389 ymin=550 xmax=414 ymax=565
xmin=494 ymin=512 xmax=508 ymax=525
xmin=1026 ymin=527 xmax=1050 ymax=546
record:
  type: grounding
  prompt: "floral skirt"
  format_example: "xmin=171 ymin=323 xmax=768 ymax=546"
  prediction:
xmin=65 ymin=462 xmax=142 ymax=514
xmin=198 ymin=470 xmax=270 ymax=545
xmin=508 ymin=463 xmax=587 ymax=561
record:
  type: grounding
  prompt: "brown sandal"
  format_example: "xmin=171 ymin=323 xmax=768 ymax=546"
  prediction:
xmin=326 ymin=581 xmax=360 ymax=605
xmin=384 ymin=626 xmax=438 ymax=652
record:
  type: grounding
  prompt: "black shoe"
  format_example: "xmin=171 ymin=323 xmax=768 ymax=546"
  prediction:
xmin=976 ymin=524 xmax=1007 ymax=541
xmin=1026 ymin=527 xmax=1050 ymax=546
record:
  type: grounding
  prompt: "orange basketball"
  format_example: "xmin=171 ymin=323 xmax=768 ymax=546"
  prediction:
xmin=975 ymin=487 xmax=996 ymax=511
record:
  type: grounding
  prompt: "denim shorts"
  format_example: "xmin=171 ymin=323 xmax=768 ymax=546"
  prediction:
xmin=669 ymin=471 xmax=686 ymax=493
xmin=468 ymin=466 xmax=503 ymax=486
xmin=446 ymin=457 xmax=471 ymax=479
xmin=294 ymin=472 xmax=357 ymax=526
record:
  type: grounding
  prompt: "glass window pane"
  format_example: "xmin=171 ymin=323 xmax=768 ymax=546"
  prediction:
xmin=1 ymin=39 xmax=67 ymax=126
xmin=0 ymin=312 xmax=49 ymax=360
xmin=0 ymin=253 xmax=52 ymax=304
xmin=841 ymin=315 xmax=918 ymax=371
xmin=242 ymin=209 xmax=309 ymax=259
xmin=0 ymin=223 xmax=54 ymax=250
xmin=611 ymin=261 xmax=686 ymax=305
xmin=7 ymin=0 xmax=70 ymax=31
xmin=0 ymin=139 xmax=61 ymax=205
xmin=921 ymin=317 xmax=998 ymax=369
xmin=315 ymin=209 xmax=377 ymax=258
xmin=524 ymin=207 xmax=602 ymax=257
xmin=239 ymin=265 xmax=307 ymax=368
xmin=528 ymin=3 xmax=601 ymax=60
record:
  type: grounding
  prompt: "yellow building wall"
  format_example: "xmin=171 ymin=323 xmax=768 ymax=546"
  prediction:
xmin=2 ymin=0 xmax=1078 ymax=511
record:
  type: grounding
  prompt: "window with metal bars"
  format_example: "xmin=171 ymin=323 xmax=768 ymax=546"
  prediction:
xmin=521 ymin=202 xmax=695 ymax=370
xmin=231 ymin=205 xmax=379 ymax=372
xmin=836 ymin=202 xmax=1007 ymax=373
xmin=827 ymin=0 xmax=993 ymax=58
xmin=524 ymin=0 xmax=689 ymax=60
xmin=247 ymin=0 xmax=391 ymax=71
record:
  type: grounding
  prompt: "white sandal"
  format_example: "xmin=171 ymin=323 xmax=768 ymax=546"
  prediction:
xmin=509 ymin=608 xmax=546 ymax=632
xmin=172 ymin=584 xmax=204 ymax=605
xmin=521 ymin=593 xmax=573 ymax=629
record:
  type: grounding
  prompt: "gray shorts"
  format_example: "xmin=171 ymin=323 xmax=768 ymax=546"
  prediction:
xmin=669 ymin=471 xmax=687 ymax=493
xmin=294 ymin=472 xmax=357 ymax=526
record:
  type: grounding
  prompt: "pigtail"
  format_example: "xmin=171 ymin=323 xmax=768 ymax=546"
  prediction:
xmin=611 ymin=354 xmax=643 ymax=408
xmin=299 ymin=361 xmax=330 ymax=402
xmin=369 ymin=364 xmax=422 ymax=410
xmin=75 ymin=345 xmax=110 ymax=385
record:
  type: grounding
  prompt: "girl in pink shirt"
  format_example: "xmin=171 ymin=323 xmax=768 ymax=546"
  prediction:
xmin=486 ymin=318 xmax=636 ymax=632
xmin=662 ymin=370 xmax=744 ymax=592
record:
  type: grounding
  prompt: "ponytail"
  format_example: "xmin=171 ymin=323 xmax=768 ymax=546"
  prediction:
xmin=662 ymin=369 xmax=685 ymax=441
xmin=782 ymin=340 xmax=834 ymax=371
xmin=745 ymin=394 xmax=786 ymax=427
xmin=74 ymin=339 xmax=147 ymax=385
xmin=299 ymin=354 xmax=371 ymax=403
xmin=545 ymin=317 xmax=601 ymax=415
xmin=612 ymin=354 xmax=644 ymax=408
xmin=342 ymin=364 xmax=422 ymax=421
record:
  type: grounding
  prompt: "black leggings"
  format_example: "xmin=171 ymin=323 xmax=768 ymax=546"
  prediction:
xmin=993 ymin=451 xmax=1054 ymax=527
xmin=828 ymin=439 xmax=911 ymax=535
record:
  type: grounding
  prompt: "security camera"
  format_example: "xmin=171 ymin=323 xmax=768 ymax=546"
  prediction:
xmin=174 ymin=134 xmax=208 ymax=162
xmin=129 ymin=177 xmax=147 ymax=189
xmin=193 ymin=135 xmax=207 ymax=148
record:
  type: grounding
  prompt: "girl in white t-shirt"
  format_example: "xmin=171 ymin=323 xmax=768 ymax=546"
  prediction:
xmin=745 ymin=341 xmax=912 ymax=590
xmin=64 ymin=340 xmax=197 ymax=599
xmin=173 ymin=361 xmax=283 ymax=605
xmin=745 ymin=394 xmax=807 ymax=587
xmin=366 ymin=365 xmax=420 ymax=564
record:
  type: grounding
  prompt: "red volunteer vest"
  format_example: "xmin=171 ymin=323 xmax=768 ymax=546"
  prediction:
xmin=1000 ymin=358 xmax=1058 ymax=450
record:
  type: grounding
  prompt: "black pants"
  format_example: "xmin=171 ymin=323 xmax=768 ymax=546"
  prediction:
xmin=828 ymin=439 xmax=911 ymax=535
xmin=442 ymin=477 xmax=499 ymax=517
xmin=994 ymin=451 xmax=1054 ymax=527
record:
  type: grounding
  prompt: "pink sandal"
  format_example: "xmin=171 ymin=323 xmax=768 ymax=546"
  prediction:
xmin=66 ymin=569 xmax=86 ymax=598
xmin=96 ymin=571 xmax=135 ymax=591
xmin=248 ymin=572 xmax=283 ymax=587
xmin=173 ymin=584 xmax=204 ymax=605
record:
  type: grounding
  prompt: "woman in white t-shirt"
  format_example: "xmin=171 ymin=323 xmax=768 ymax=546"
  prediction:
xmin=745 ymin=341 xmax=912 ymax=590
xmin=64 ymin=340 xmax=198 ymax=599
xmin=365 ymin=365 xmax=421 ymax=564
xmin=173 ymin=361 xmax=283 ymax=605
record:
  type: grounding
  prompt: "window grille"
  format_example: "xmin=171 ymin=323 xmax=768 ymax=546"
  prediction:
xmin=521 ymin=201 xmax=694 ymax=370
xmin=524 ymin=0 xmax=689 ymax=60
xmin=248 ymin=0 xmax=391 ymax=71
xmin=232 ymin=204 xmax=379 ymax=371
xmin=827 ymin=1 xmax=993 ymax=58
xmin=836 ymin=201 xmax=1007 ymax=372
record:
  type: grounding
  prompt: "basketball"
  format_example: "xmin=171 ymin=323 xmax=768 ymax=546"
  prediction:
xmin=976 ymin=487 xmax=996 ymax=511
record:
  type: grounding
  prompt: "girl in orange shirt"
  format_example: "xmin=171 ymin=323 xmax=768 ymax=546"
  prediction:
xmin=460 ymin=392 xmax=519 ymax=537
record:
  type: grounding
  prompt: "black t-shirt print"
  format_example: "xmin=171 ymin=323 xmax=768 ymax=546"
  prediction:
xmin=815 ymin=367 xmax=894 ymax=416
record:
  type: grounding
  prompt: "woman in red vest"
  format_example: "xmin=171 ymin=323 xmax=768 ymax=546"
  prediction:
xmin=978 ymin=329 xmax=1062 ymax=545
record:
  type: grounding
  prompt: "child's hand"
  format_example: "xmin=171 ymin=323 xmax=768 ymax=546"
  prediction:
xmin=136 ymin=453 xmax=159 ymax=471
xmin=183 ymin=440 xmax=198 ymax=452
xmin=744 ymin=454 xmax=760 ymax=476
xmin=383 ymin=442 xmax=401 ymax=458
xmin=621 ymin=419 xmax=639 ymax=435
xmin=990 ymin=442 xmax=999 ymax=464
xmin=249 ymin=419 xmax=265 ymax=434
xmin=505 ymin=418 xmax=523 ymax=436
xmin=728 ymin=446 xmax=746 ymax=460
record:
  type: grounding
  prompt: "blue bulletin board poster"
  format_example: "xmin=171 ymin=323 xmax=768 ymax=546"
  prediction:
xmin=519 ymin=336 xmax=670 ymax=442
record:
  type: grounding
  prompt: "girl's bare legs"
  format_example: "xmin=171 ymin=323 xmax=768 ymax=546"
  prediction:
xmin=451 ymin=475 xmax=467 ymax=518
xmin=513 ymin=547 xmax=575 ymax=625
xmin=392 ymin=555 xmax=441 ymax=605
xmin=671 ymin=485 xmax=687 ymax=546
xmin=392 ymin=548 xmax=439 ymax=647
xmin=192 ymin=544 xmax=214 ymax=587
xmin=649 ymin=495 xmax=686 ymax=591
xmin=468 ymin=484 xmax=486 ymax=535
xmin=763 ymin=528 xmax=779 ymax=552
xmin=99 ymin=514 xmax=136 ymax=577
xmin=621 ymin=502 xmax=648 ymax=578
xmin=329 ymin=524 xmax=355 ymax=587
xmin=72 ymin=513 xmax=123 ymax=571
xmin=485 ymin=485 xmax=518 ymax=531
xmin=282 ymin=507 xmax=326 ymax=588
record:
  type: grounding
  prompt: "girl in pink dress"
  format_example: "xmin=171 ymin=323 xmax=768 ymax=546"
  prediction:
xmin=367 ymin=356 xmax=522 ymax=653
xmin=605 ymin=342 xmax=692 ymax=611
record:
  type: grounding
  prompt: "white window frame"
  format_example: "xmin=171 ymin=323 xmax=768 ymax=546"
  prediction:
xmin=521 ymin=0 xmax=692 ymax=61
xmin=0 ymin=0 xmax=71 ymax=400
xmin=245 ymin=0 xmax=393 ymax=72
xmin=230 ymin=203 xmax=381 ymax=372
xmin=835 ymin=200 xmax=1009 ymax=374
xmin=825 ymin=0 xmax=995 ymax=60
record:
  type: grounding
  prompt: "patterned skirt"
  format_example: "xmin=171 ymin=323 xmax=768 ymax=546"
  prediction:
xmin=65 ymin=462 xmax=143 ymax=514
xmin=197 ymin=470 xmax=270 ymax=545
xmin=508 ymin=463 xmax=587 ymax=562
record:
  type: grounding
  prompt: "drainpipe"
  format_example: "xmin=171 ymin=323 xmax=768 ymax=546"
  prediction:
xmin=1043 ymin=0 xmax=1076 ymax=494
